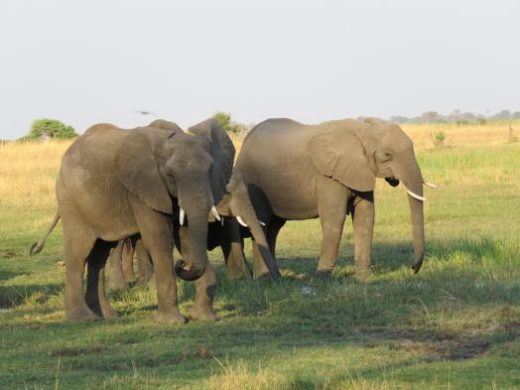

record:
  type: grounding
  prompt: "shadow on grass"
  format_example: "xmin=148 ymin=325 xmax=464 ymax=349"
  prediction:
xmin=3 ymin=236 xmax=518 ymax=387
xmin=0 ymin=283 xmax=61 ymax=308
xmin=0 ymin=270 xmax=26 ymax=282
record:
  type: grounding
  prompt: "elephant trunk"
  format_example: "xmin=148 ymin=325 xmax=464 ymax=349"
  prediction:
xmin=397 ymin=158 xmax=425 ymax=273
xmin=232 ymin=188 xmax=281 ymax=279
xmin=174 ymin=182 xmax=211 ymax=281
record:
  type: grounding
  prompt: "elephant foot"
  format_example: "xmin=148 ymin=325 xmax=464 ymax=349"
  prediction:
xmin=107 ymin=278 xmax=129 ymax=292
xmin=101 ymin=305 xmax=119 ymax=320
xmin=253 ymin=270 xmax=271 ymax=280
xmin=156 ymin=310 xmax=187 ymax=324
xmin=315 ymin=268 xmax=333 ymax=279
xmin=227 ymin=268 xmax=251 ymax=280
xmin=189 ymin=305 xmax=219 ymax=322
xmin=354 ymin=267 xmax=373 ymax=282
xmin=66 ymin=307 xmax=101 ymax=322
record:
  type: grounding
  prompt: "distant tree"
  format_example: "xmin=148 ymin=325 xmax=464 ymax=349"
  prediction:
xmin=213 ymin=111 xmax=247 ymax=134
xmin=476 ymin=116 xmax=487 ymax=125
xmin=511 ymin=111 xmax=520 ymax=119
xmin=421 ymin=111 xmax=443 ymax=123
xmin=492 ymin=110 xmax=511 ymax=120
xmin=390 ymin=115 xmax=408 ymax=123
xmin=26 ymin=118 xmax=77 ymax=140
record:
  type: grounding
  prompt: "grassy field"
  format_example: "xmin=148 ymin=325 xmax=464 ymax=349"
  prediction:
xmin=1 ymin=121 xmax=519 ymax=389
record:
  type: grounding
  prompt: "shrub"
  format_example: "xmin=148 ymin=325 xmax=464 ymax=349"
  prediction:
xmin=213 ymin=112 xmax=247 ymax=134
xmin=433 ymin=131 xmax=446 ymax=148
xmin=26 ymin=118 xmax=77 ymax=140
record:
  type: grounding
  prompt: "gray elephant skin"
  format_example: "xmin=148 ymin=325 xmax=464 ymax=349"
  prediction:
xmin=106 ymin=170 xmax=276 ymax=293
xmin=235 ymin=117 xmax=428 ymax=276
xmin=32 ymin=117 xmax=277 ymax=323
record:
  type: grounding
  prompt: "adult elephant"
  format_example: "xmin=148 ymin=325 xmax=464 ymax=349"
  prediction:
xmin=106 ymin=170 xmax=267 ymax=292
xmin=235 ymin=117 xmax=433 ymax=277
xmin=32 ymin=118 xmax=278 ymax=322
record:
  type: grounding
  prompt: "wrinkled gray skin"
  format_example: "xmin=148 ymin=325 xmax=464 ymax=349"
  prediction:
xmin=107 ymin=170 xmax=278 ymax=291
xmin=33 ymin=118 xmax=279 ymax=322
xmin=235 ymin=117 xmax=426 ymax=276
xmin=37 ymin=118 xmax=235 ymax=323
xmin=104 ymin=126 xmax=280 ymax=320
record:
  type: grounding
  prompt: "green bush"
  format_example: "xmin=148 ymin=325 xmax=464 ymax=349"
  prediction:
xmin=213 ymin=111 xmax=245 ymax=134
xmin=27 ymin=118 xmax=77 ymax=140
xmin=433 ymin=130 xmax=446 ymax=148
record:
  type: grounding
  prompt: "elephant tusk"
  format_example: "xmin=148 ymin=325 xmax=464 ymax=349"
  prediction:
xmin=402 ymin=183 xmax=426 ymax=201
xmin=259 ymin=220 xmax=266 ymax=226
xmin=236 ymin=216 xmax=248 ymax=227
xmin=423 ymin=181 xmax=438 ymax=189
xmin=179 ymin=208 xmax=186 ymax=225
xmin=211 ymin=206 xmax=221 ymax=222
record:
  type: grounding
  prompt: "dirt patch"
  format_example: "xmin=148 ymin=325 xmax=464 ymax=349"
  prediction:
xmin=425 ymin=339 xmax=490 ymax=361
xmin=49 ymin=344 xmax=105 ymax=357
xmin=0 ymin=250 xmax=18 ymax=259
xmin=360 ymin=328 xmax=490 ymax=362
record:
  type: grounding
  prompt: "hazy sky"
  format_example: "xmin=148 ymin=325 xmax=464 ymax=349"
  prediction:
xmin=1 ymin=0 xmax=519 ymax=139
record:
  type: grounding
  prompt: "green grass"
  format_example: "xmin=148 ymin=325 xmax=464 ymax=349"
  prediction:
xmin=1 ymin=142 xmax=519 ymax=389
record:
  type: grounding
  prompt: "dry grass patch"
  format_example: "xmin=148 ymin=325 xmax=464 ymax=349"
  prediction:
xmin=208 ymin=359 xmax=294 ymax=390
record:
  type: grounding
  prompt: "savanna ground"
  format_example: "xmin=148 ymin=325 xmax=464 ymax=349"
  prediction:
xmin=0 ymin=121 xmax=519 ymax=389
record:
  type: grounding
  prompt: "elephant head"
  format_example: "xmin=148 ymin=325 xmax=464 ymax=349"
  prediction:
xmin=116 ymin=119 xmax=233 ymax=281
xmin=309 ymin=117 xmax=427 ymax=272
xmin=182 ymin=119 xmax=280 ymax=279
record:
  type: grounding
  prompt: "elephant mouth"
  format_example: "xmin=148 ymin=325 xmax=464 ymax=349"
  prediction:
xmin=385 ymin=177 xmax=400 ymax=187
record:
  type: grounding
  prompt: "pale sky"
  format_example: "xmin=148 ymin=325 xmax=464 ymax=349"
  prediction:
xmin=1 ymin=0 xmax=519 ymax=139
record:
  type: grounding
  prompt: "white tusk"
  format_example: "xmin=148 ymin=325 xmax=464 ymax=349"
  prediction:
xmin=179 ymin=208 xmax=185 ymax=225
xmin=423 ymin=181 xmax=438 ymax=189
xmin=236 ymin=216 xmax=248 ymax=227
xmin=211 ymin=206 xmax=221 ymax=222
xmin=221 ymin=218 xmax=225 ymax=226
xmin=402 ymin=183 xmax=426 ymax=201
xmin=259 ymin=220 xmax=266 ymax=226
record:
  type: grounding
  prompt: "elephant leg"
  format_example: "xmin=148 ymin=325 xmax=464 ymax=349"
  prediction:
xmin=136 ymin=239 xmax=154 ymax=287
xmin=191 ymin=264 xmax=218 ymax=321
xmin=316 ymin=177 xmax=349 ymax=274
xmin=122 ymin=238 xmax=136 ymax=283
xmin=62 ymin=220 xmax=99 ymax=322
xmin=223 ymin=220 xmax=251 ymax=280
xmin=224 ymin=241 xmax=252 ymax=280
xmin=85 ymin=239 xmax=118 ymax=319
xmin=106 ymin=240 xmax=129 ymax=291
xmin=130 ymin=195 xmax=186 ymax=324
xmin=351 ymin=192 xmax=375 ymax=275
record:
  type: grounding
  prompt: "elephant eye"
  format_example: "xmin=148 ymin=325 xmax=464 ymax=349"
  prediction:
xmin=377 ymin=151 xmax=392 ymax=163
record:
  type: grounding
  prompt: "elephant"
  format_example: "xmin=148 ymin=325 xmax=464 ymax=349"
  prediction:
xmin=103 ymin=123 xmax=281 ymax=295
xmin=31 ymin=118 xmax=279 ymax=322
xmin=105 ymin=237 xmax=154 ymax=291
xmin=106 ymin=171 xmax=268 ymax=292
xmin=234 ymin=117 xmax=434 ymax=277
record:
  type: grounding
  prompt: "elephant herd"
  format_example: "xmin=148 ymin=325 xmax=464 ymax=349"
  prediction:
xmin=31 ymin=116 xmax=432 ymax=323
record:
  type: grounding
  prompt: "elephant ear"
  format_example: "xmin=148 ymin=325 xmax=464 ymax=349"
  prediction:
xmin=308 ymin=128 xmax=375 ymax=192
xmin=115 ymin=127 xmax=173 ymax=214
xmin=187 ymin=118 xmax=235 ymax=203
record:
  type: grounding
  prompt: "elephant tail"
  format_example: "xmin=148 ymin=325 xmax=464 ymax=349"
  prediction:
xmin=30 ymin=212 xmax=60 ymax=255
